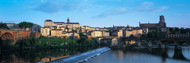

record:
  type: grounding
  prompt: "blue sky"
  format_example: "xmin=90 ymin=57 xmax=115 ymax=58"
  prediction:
xmin=0 ymin=0 xmax=190 ymax=28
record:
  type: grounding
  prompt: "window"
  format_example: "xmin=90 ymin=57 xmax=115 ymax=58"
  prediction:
xmin=42 ymin=29 xmax=44 ymax=33
xmin=46 ymin=29 xmax=48 ymax=33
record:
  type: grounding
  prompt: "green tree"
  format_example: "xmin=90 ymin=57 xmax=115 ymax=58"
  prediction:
xmin=78 ymin=33 xmax=88 ymax=44
xmin=0 ymin=22 xmax=9 ymax=29
xmin=147 ymin=31 xmax=166 ymax=38
xmin=18 ymin=21 xmax=34 ymax=29
xmin=149 ymin=27 xmax=158 ymax=31
xmin=169 ymin=28 xmax=174 ymax=33
xmin=175 ymin=27 xmax=180 ymax=32
xmin=180 ymin=28 xmax=187 ymax=34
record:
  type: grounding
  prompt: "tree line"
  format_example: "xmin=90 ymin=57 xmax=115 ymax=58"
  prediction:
xmin=0 ymin=21 xmax=34 ymax=29
xmin=1 ymin=33 xmax=98 ymax=50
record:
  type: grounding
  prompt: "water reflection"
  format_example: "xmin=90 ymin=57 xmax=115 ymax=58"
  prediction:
xmin=182 ymin=47 xmax=190 ymax=60
xmin=86 ymin=46 xmax=190 ymax=63
xmin=167 ymin=48 xmax=174 ymax=58
xmin=0 ymin=47 xmax=97 ymax=63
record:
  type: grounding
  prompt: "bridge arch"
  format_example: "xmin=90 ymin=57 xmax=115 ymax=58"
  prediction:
xmin=167 ymin=48 xmax=174 ymax=58
xmin=182 ymin=48 xmax=190 ymax=60
xmin=0 ymin=32 xmax=14 ymax=40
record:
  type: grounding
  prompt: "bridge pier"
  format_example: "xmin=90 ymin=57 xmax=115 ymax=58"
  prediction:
xmin=147 ymin=41 xmax=152 ymax=48
xmin=174 ymin=42 xmax=182 ymax=49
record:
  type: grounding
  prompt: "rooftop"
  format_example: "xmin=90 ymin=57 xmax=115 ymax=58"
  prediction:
xmin=45 ymin=20 xmax=53 ymax=22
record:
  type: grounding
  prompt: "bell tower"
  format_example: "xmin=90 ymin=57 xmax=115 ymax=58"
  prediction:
xmin=159 ymin=15 xmax=165 ymax=23
xmin=67 ymin=17 xmax=70 ymax=23
xmin=159 ymin=15 xmax=166 ymax=28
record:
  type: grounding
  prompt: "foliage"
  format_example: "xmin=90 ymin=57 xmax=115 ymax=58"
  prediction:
xmin=6 ymin=33 xmax=98 ymax=49
xmin=149 ymin=27 xmax=158 ymax=31
xmin=141 ymin=31 xmax=167 ymax=38
xmin=4 ymin=39 xmax=14 ymax=46
xmin=77 ymin=33 xmax=98 ymax=47
xmin=77 ymin=33 xmax=87 ymax=44
xmin=0 ymin=39 xmax=14 ymax=49
xmin=129 ymin=35 xmax=135 ymax=38
xmin=18 ymin=21 xmax=34 ymax=29
xmin=0 ymin=22 xmax=9 ymax=29
xmin=169 ymin=27 xmax=190 ymax=34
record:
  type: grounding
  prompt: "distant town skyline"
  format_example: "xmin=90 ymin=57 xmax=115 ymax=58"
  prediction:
xmin=0 ymin=0 xmax=190 ymax=28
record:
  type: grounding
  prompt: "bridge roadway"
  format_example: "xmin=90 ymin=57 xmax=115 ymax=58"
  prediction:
xmin=123 ymin=37 xmax=190 ymax=44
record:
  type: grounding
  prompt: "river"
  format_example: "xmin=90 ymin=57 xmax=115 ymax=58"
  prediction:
xmin=0 ymin=46 xmax=190 ymax=63
xmin=0 ymin=47 xmax=97 ymax=63
xmin=86 ymin=46 xmax=190 ymax=63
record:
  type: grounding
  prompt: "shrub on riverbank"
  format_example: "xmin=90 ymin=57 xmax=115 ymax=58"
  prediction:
xmin=141 ymin=31 xmax=167 ymax=38
xmin=0 ymin=39 xmax=14 ymax=49
xmin=10 ymin=34 xmax=98 ymax=50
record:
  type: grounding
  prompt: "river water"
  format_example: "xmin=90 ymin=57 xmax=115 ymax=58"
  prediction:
xmin=0 ymin=46 xmax=190 ymax=63
xmin=86 ymin=46 xmax=190 ymax=63
xmin=0 ymin=47 xmax=97 ymax=63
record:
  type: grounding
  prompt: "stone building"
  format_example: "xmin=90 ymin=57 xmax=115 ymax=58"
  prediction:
xmin=51 ymin=30 xmax=62 ymax=37
xmin=124 ymin=29 xmax=143 ymax=37
xmin=41 ymin=18 xmax=80 ymax=39
xmin=6 ymin=23 xmax=19 ymax=29
xmin=44 ymin=18 xmax=80 ymax=28
xmin=41 ymin=27 xmax=51 ymax=36
xmin=90 ymin=30 xmax=110 ymax=38
xmin=100 ymin=38 xmax=118 ymax=46
xmin=139 ymin=15 xmax=167 ymax=32
xmin=111 ymin=29 xmax=123 ymax=37
xmin=32 ymin=24 xmax=41 ymax=32
xmin=102 ymin=31 xmax=110 ymax=37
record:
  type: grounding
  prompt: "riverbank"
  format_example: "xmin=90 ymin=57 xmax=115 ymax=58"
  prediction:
xmin=48 ymin=47 xmax=110 ymax=63
xmin=0 ymin=34 xmax=98 ymax=51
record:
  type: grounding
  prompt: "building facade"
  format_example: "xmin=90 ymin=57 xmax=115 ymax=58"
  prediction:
xmin=124 ymin=29 xmax=143 ymax=37
xmin=51 ymin=30 xmax=62 ymax=37
xmin=44 ymin=18 xmax=80 ymax=28
xmin=139 ymin=15 xmax=167 ymax=32
xmin=100 ymin=38 xmax=118 ymax=46
xmin=111 ymin=29 xmax=123 ymax=37
xmin=41 ymin=27 xmax=51 ymax=36
xmin=90 ymin=30 xmax=110 ymax=38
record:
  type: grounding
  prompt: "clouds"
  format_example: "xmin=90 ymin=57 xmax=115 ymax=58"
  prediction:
xmin=95 ymin=1 xmax=169 ymax=18
xmin=95 ymin=8 xmax=128 ymax=18
xmin=29 ymin=0 xmax=90 ymax=13
xmin=27 ymin=0 xmax=169 ymax=18
xmin=137 ymin=1 xmax=169 ymax=12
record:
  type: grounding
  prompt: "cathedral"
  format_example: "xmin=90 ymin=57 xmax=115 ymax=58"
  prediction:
xmin=139 ymin=15 xmax=167 ymax=32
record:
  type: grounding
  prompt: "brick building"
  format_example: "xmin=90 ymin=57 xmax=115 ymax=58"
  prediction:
xmin=139 ymin=15 xmax=167 ymax=32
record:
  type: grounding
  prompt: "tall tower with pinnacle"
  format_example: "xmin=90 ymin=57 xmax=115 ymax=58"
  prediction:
xmin=159 ymin=15 xmax=165 ymax=23
xmin=159 ymin=15 xmax=166 ymax=28
xmin=67 ymin=17 xmax=70 ymax=23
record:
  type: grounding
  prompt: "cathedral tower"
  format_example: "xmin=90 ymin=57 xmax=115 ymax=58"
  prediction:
xmin=159 ymin=15 xmax=165 ymax=23
xmin=67 ymin=17 xmax=70 ymax=23
xmin=159 ymin=15 xmax=166 ymax=28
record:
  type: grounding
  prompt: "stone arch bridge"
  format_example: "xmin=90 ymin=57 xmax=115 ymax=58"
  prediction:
xmin=122 ymin=37 xmax=190 ymax=46
xmin=0 ymin=29 xmax=40 ymax=44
